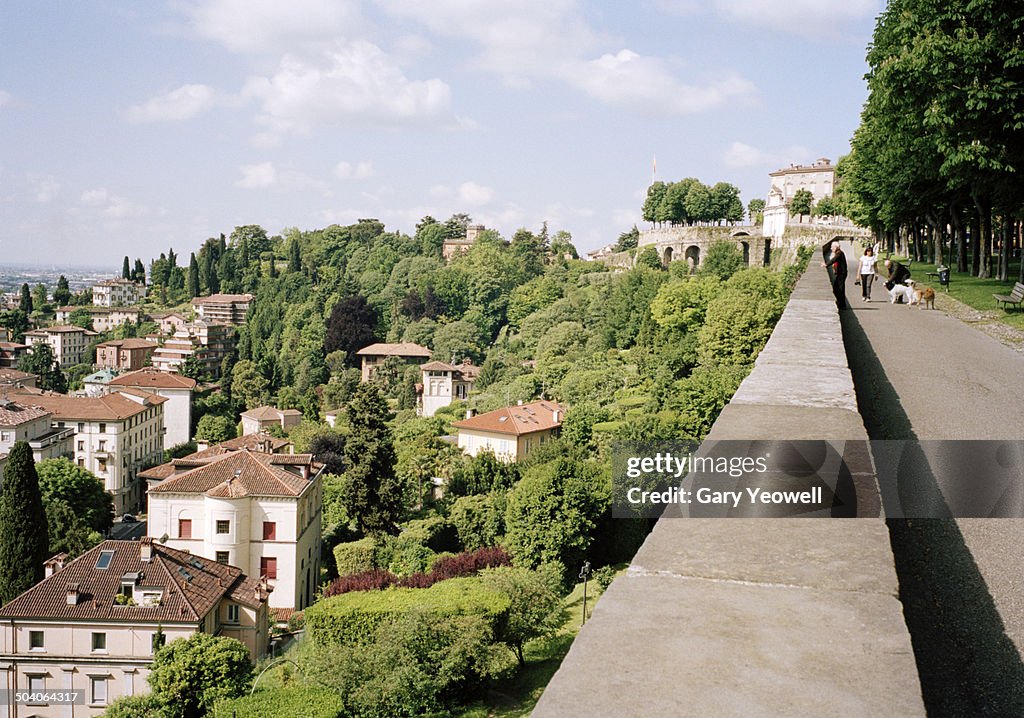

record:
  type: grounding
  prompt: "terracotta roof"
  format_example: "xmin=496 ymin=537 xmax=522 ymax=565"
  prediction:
xmin=25 ymin=325 xmax=98 ymax=335
xmin=8 ymin=388 xmax=167 ymax=421
xmin=356 ymin=342 xmax=432 ymax=357
xmin=0 ymin=540 xmax=265 ymax=623
xmin=0 ymin=400 xmax=50 ymax=426
xmin=109 ymin=367 xmax=197 ymax=390
xmin=192 ymin=293 xmax=253 ymax=305
xmin=241 ymin=405 xmax=302 ymax=420
xmin=148 ymin=450 xmax=315 ymax=497
xmin=420 ymin=360 xmax=480 ymax=379
xmin=0 ymin=367 xmax=36 ymax=383
xmin=0 ymin=342 xmax=28 ymax=350
xmin=452 ymin=400 xmax=565 ymax=436
xmin=97 ymin=338 xmax=156 ymax=350
xmin=150 ymin=311 xmax=188 ymax=320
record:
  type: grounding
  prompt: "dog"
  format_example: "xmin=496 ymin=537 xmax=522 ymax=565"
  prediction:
xmin=918 ymin=285 xmax=936 ymax=310
xmin=889 ymin=282 xmax=915 ymax=305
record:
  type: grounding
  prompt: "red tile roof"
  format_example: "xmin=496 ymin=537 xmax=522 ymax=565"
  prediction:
xmin=25 ymin=325 xmax=98 ymax=335
xmin=9 ymin=388 xmax=167 ymax=421
xmin=241 ymin=405 xmax=302 ymax=420
xmin=356 ymin=342 xmax=432 ymax=357
xmin=139 ymin=433 xmax=292 ymax=481
xmin=109 ymin=367 xmax=197 ymax=390
xmin=0 ymin=400 xmax=50 ymax=426
xmin=97 ymin=338 xmax=156 ymax=350
xmin=452 ymin=400 xmax=565 ymax=436
xmin=0 ymin=540 xmax=266 ymax=622
xmin=148 ymin=450 xmax=315 ymax=497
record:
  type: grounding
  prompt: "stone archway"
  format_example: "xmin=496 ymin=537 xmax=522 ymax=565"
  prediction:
xmin=663 ymin=246 xmax=674 ymax=265
xmin=738 ymin=241 xmax=750 ymax=265
xmin=684 ymin=245 xmax=700 ymax=271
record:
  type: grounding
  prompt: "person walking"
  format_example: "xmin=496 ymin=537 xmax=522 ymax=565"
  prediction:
xmin=823 ymin=242 xmax=849 ymax=310
xmin=858 ymin=246 xmax=878 ymax=301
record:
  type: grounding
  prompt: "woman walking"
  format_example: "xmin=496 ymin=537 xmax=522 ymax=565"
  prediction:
xmin=858 ymin=246 xmax=878 ymax=301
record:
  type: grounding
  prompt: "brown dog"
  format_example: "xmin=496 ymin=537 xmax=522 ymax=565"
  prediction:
xmin=918 ymin=286 xmax=936 ymax=310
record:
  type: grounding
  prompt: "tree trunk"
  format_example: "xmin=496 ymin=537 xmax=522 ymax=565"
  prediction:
xmin=970 ymin=212 xmax=981 ymax=276
xmin=999 ymin=216 xmax=1010 ymax=282
xmin=951 ymin=207 xmax=967 ymax=272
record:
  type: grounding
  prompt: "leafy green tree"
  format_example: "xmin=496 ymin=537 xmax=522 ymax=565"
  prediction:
xmin=101 ymin=694 xmax=170 ymax=718
xmin=341 ymin=383 xmax=403 ymax=534
xmin=697 ymin=284 xmax=785 ymax=366
xmin=635 ymin=246 xmax=662 ymax=270
xmin=614 ymin=225 xmax=640 ymax=251
xmin=483 ymin=565 xmax=567 ymax=665
xmin=179 ymin=354 xmax=209 ymax=383
xmin=18 ymin=343 xmax=68 ymax=393
xmin=194 ymin=415 xmax=237 ymax=444
xmin=641 ymin=182 xmax=668 ymax=224
xmin=229 ymin=225 xmax=271 ymax=257
xmin=449 ymin=451 xmax=520 ymax=496
xmin=18 ymin=283 xmax=32 ymax=313
xmin=710 ymin=182 xmax=744 ymax=224
xmin=431 ymin=319 xmax=487 ymax=364
xmin=32 ymin=283 xmax=48 ymax=310
xmin=0 ymin=309 xmax=29 ymax=344
xmin=325 ymin=295 xmax=377 ymax=365
xmin=0 ymin=442 xmax=49 ymax=604
xmin=789 ymin=188 xmax=814 ymax=219
xmin=697 ymin=241 xmax=745 ymax=281
xmin=37 ymin=458 xmax=114 ymax=533
xmin=53 ymin=275 xmax=72 ymax=305
xmin=67 ymin=307 xmax=94 ymax=330
xmin=747 ymin=198 xmax=766 ymax=224
xmin=814 ymin=194 xmax=838 ymax=217
xmin=133 ymin=258 xmax=146 ymax=283
xmin=230 ymin=360 xmax=270 ymax=409
xmin=649 ymin=275 xmax=722 ymax=335
xmin=148 ymin=633 xmax=251 ymax=718
xmin=449 ymin=494 xmax=504 ymax=551
xmin=504 ymin=456 xmax=609 ymax=585
xmin=45 ymin=499 xmax=100 ymax=558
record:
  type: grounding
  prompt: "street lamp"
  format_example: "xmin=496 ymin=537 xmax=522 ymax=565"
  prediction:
xmin=579 ymin=561 xmax=592 ymax=627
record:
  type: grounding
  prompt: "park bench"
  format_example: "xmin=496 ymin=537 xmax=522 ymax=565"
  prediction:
xmin=993 ymin=282 xmax=1024 ymax=311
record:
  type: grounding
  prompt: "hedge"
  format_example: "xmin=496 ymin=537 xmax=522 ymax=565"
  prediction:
xmin=306 ymin=576 xmax=510 ymax=646
xmin=333 ymin=537 xmax=376 ymax=575
xmin=215 ymin=687 xmax=342 ymax=718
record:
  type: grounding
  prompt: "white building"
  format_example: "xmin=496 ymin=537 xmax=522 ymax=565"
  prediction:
xmin=10 ymin=389 xmax=167 ymax=514
xmin=420 ymin=360 xmax=480 ymax=417
xmin=0 ymin=539 xmax=269 ymax=717
xmin=145 ymin=448 xmax=323 ymax=615
xmin=23 ymin=325 xmax=98 ymax=367
xmin=92 ymin=278 xmax=145 ymax=307
xmin=55 ymin=306 xmax=145 ymax=332
xmin=191 ymin=294 xmax=253 ymax=325
xmin=0 ymin=399 xmax=74 ymax=477
xmin=240 ymin=405 xmax=302 ymax=436
xmin=452 ymin=400 xmax=564 ymax=462
xmin=106 ymin=368 xmax=196 ymax=450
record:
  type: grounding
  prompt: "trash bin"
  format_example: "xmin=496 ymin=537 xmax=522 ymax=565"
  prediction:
xmin=937 ymin=266 xmax=950 ymax=291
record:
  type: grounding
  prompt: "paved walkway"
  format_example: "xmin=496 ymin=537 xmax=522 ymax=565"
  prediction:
xmin=840 ymin=250 xmax=1024 ymax=715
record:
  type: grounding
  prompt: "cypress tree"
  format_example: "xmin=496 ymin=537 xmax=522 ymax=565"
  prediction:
xmin=18 ymin=283 xmax=32 ymax=313
xmin=341 ymin=383 xmax=402 ymax=534
xmin=122 ymin=256 xmax=131 ymax=280
xmin=53 ymin=275 xmax=71 ymax=305
xmin=287 ymin=237 xmax=301 ymax=273
xmin=187 ymin=253 xmax=201 ymax=298
xmin=133 ymin=258 xmax=146 ymax=283
xmin=0 ymin=442 xmax=50 ymax=604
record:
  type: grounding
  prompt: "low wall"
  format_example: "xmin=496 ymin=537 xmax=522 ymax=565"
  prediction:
xmin=533 ymin=265 xmax=925 ymax=716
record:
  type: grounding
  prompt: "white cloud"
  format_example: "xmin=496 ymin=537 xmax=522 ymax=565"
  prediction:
xmin=723 ymin=141 xmax=813 ymax=168
xmin=0 ymin=90 xmax=14 ymax=108
xmin=187 ymin=0 xmax=362 ymax=54
xmin=79 ymin=188 xmax=149 ymax=218
xmin=612 ymin=208 xmax=641 ymax=229
xmin=242 ymin=43 xmax=453 ymax=137
xmin=126 ymin=84 xmax=216 ymax=123
xmin=565 ymin=51 xmax=755 ymax=114
xmin=660 ymin=0 xmax=882 ymax=38
xmin=235 ymin=162 xmax=277 ymax=188
xmin=456 ymin=181 xmax=494 ymax=206
xmin=31 ymin=176 xmax=60 ymax=203
xmin=334 ymin=160 xmax=374 ymax=180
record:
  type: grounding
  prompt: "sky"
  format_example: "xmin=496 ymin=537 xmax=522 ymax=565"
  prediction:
xmin=0 ymin=0 xmax=883 ymax=268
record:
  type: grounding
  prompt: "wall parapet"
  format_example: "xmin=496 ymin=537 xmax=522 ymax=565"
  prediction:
xmin=533 ymin=262 xmax=925 ymax=717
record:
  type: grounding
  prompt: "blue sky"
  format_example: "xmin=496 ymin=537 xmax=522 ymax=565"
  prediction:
xmin=0 ymin=0 xmax=883 ymax=267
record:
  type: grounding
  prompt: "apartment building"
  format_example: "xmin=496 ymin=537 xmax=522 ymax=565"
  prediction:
xmin=145 ymin=448 xmax=323 ymax=614
xmin=356 ymin=342 xmax=432 ymax=382
xmin=23 ymin=325 xmax=98 ymax=367
xmin=0 ymin=539 xmax=269 ymax=717
xmin=91 ymin=278 xmax=145 ymax=307
xmin=54 ymin=306 xmax=145 ymax=333
xmin=191 ymin=294 xmax=253 ymax=325
xmin=106 ymin=368 xmax=195 ymax=450
xmin=95 ymin=338 xmax=156 ymax=372
xmin=0 ymin=399 xmax=74 ymax=476
xmin=420 ymin=360 xmax=480 ymax=417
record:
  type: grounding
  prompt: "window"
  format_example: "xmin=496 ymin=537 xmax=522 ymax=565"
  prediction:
xmin=216 ymin=520 xmax=230 ymax=535
xmin=77 ymin=440 xmax=84 ymax=451
xmin=226 ymin=604 xmax=240 ymax=623
xmin=77 ymin=422 xmax=84 ymax=432
xmin=215 ymin=551 xmax=229 ymax=565
xmin=1 ymin=431 xmax=10 ymax=442
xmin=98 ymin=440 xmax=106 ymax=451
xmin=91 ymin=632 xmax=107 ymax=652
xmin=97 ymin=458 xmax=107 ymax=473
xmin=90 ymin=676 xmax=108 ymax=706
xmin=29 ymin=630 xmax=44 ymax=650
xmin=95 ymin=550 xmax=115 ymax=570
xmin=28 ymin=674 xmax=45 ymax=699
xmin=178 ymin=519 xmax=192 ymax=539
xmin=98 ymin=423 xmax=106 ymax=433
xmin=78 ymin=458 xmax=85 ymax=467
xmin=262 ymin=522 xmax=276 ymax=541
xmin=260 ymin=557 xmax=278 ymax=580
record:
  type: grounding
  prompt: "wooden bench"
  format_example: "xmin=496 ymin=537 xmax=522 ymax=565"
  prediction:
xmin=993 ymin=282 xmax=1024 ymax=311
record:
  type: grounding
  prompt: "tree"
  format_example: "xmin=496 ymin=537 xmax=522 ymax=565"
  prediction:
xmin=37 ymin=458 xmax=114 ymax=533
xmin=308 ymin=431 xmax=346 ymax=475
xmin=67 ymin=307 xmax=94 ymax=330
xmin=341 ymin=383 xmax=403 ymax=534
xmin=747 ymin=198 xmax=766 ymax=224
xmin=483 ymin=565 xmax=567 ymax=665
xmin=641 ymin=182 xmax=668 ymax=224
xmin=148 ymin=633 xmax=251 ymax=718
xmin=122 ymin=256 xmax=131 ymax=280
xmin=0 ymin=309 xmax=29 ymax=344
xmin=45 ymin=500 xmax=99 ymax=558
xmin=814 ymin=195 xmax=838 ymax=218
xmin=187 ymin=253 xmax=200 ymax=298
xmin=0 ymin=442 xmax=49 ymax=604
xmin=288 ymin=237 xmax=302 ymax=273
xmin=18 ymin=344 xmax=68 ymax=393
xmin=53 ymin=275 xmax=72 ymax=306
xmin=18 ymin=283 xmax=32 ymax=313
xmin=614 ymin=225 xmax=639 ymax=251
xmin=635 ymin=246 xmax=662 ymax=270
xmin=325 ymin=295 xmax=377 ymax=365
xmin=133 ymin=258 xmax=146 ymax=283
xmin=789 ymin=188 xmax=814 ymax=219
xmin=710 ymin=182 xmax=744 ymax=224
xmin=32 ymin=283 xmax=48 ymax=310
xmin=431 ymin=319 xmax=487 ymax=364
xmin=194 ymin=415 xmax=237 ymax=444
xmin=229 ymin=360 xmax=270 ymax=409
xmin=697 ymin=241 xmax=745 ymax=281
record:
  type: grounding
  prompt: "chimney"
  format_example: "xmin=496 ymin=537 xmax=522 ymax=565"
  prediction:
xmin=552 ymin=409 xmax=561 ymax=423
xmin=66 ymin=583 xmax=80 ymax=605
xmin=517 ymin=400 xmax=523 ymax=406
xmin=44 ymin=553 xmax=68 ymax=576
xmin=465 ymin=409 xmax=475 ymax=419
xmin=140 ymin=537 xmax=153 ymax=563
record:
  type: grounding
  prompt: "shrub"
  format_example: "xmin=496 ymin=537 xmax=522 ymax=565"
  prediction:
xmin=333 ymin=537 xmax=376 ymax=575
xmin=449 ymin=494 xmax=504 ymax=551
xmin=215 ymin=687 xmax=342 ymax=718
xmin=306 ymin=576 xmax=511 ymax=646
xmin=148 ymin=633 xmax=251 ymax=718
xmin=594 ymin=566 xmax=618 ymax=591
xmin=431 ymin=546 xmax=510 ymax=581
xmin=401 ymin=515 xmax=460 ymax=553
xmin=376 ymin=533 xmax=436 ymax=575
xmin=101 ymin=694 xmax=171 ymax=718
xmin=324 ymin=568 xmax=398 ymax=597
